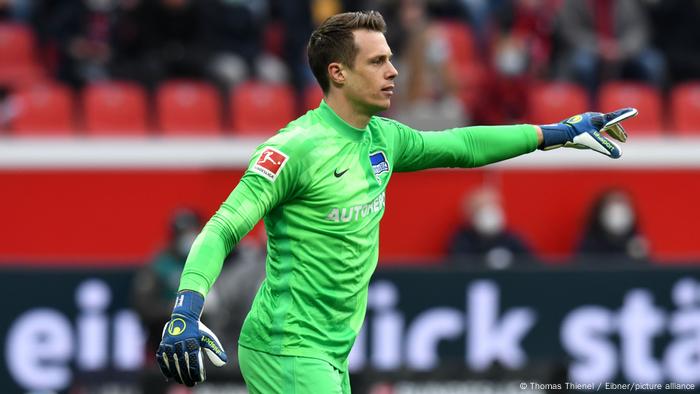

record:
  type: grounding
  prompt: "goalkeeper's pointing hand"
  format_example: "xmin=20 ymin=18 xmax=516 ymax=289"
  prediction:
xmin=156 ymin=290 xmax=228 ymax=387
xmin=539 ymin=108 xmax=638 ymax=158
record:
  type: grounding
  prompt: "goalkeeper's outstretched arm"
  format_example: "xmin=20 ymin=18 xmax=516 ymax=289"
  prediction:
xmin=388 ymin=107 xmax=636 ymax=172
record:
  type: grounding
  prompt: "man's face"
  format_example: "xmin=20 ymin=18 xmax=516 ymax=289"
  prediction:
xmin=342 ymin=29 xmax=398 ymax=114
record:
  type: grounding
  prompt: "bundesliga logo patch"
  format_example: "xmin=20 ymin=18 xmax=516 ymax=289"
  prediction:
xmin=370 ymin=151 xmax=389 ymax=177
xmin=252 ymin=147 xmax=288 ymax=181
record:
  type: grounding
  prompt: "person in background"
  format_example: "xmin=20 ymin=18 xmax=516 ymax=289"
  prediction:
xmin=647 ymin=0 xmax=700 ymax=85
xmin=133 ymin=206 xmax=264 ymax=388
xmin=45 ymin=0 xmax=115 ymax=87
xmin=109 ymin=0 xmax=157 ymax=88
xmin=204 ymin=0 xmax=290 ymax=92
xmin=448 ymin=186 xmax=532 ymax=269
xmin=142 ymin=0 xmax=211 ymax=83
xmin=576 ymin=188 xmax=650 ymax=264
xmin=382 ymin=0 xmax=467 ymax=130
xmin=475 ymin=0 xmax=559 ymax=124
xmin=554 ymin=0 xmax=666 ymax=101
xmin=131 ymin=208 xmax=203 ymax=358
xmin=205 ymin=233 xmax=266 ymax=370
xmin=277 ymin=0 xmax=315 ymax=107
xmin=0 ymin=0 xmax=35 ymax=22
xmin=455 ymin=0 xmax=503 ymax=52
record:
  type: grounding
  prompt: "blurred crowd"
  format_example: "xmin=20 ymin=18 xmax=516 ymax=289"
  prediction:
xmin=1 ymin=0 xmax=700 ymax=130
xmin=132 ymin=207 xmax=266 ymax=387
xmin=447 ymin=185 xmax=650 ymax=270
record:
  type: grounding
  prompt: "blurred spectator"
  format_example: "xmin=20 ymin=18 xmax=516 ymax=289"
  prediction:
xmin=141 ymin=0 xmax=211 ymax=83
xmin=0 ymin=0 xmax=35 ymax=22
xmin=109 ymin=0 xmax=157 ymax=88
xmin=45 ymin=0 xmax=115 ymax=87
xmin=554 ymin=0 xmax=666 ymax=100
xmin=576 ymin=188 xmax=650 ymax=264
xmin=475 ymin=0 xmax=558 ymax=124
xmin=131 ymin=208 xmax=202 ymax=358
xmin=28 ymin=0 xmax=61 ymax=53
xmin=383 ymin=0 xmax=467 ymax=130
xmin=456 ymin=0 xmax=505 ymax=52
xmin=447 ymin=186 xmax=532 ymax=269
xmin=131 ymin=207 xmax=266 ymax=372
xmin=648 ymin=0 xmax=700 ymax=84
xmin=204 ymin=0 xmax=289 ymax=90
xmin=276 ymin=0 xmax=314 ymax=107
xmin=206 ymin=234 xmax=266 ymax=368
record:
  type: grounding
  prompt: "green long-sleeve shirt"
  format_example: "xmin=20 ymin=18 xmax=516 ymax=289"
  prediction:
xmin=179 ymin=100 xmax=538 ymax=370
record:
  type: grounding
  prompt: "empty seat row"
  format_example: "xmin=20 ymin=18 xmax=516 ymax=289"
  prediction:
xmin=2 ymin=80 xmax=322 ymax=137
xmin=5 ymin=79 xmax=700 ymax=136
xmin=526 ymin=81 xmax=700 ymax=134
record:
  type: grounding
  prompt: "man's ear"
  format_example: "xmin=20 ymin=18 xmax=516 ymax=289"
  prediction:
xmin=328 ymin=62 xmax=345 ymax=86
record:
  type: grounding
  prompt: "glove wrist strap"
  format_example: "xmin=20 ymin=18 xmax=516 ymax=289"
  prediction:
xmin=538 ymin=123 xmax=576 ymax=150
xmin=172 ymin=290 xmax=204 ymax=320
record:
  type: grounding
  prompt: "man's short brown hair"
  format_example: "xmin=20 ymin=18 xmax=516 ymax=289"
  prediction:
xmin=307 ymin=11 xmax=387 ymax=94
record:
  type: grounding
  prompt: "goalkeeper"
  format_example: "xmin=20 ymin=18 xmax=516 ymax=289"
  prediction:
xmin=156 ymin=10 xmax=637 ymax=393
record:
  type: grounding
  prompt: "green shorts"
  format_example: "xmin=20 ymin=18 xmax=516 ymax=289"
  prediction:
xmin=238 ymin=344 xmax=351 ymax=394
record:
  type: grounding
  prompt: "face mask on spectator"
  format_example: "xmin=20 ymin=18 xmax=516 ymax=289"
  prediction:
xmin=472 ymin=204 xmax=505 ymax=236
xmin=600 ymin=201 xmax=634 ymax=236
xmin=494 ymin=42 xmax=528 ymax=76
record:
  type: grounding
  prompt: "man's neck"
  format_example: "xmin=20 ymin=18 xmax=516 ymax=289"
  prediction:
xmin=325 ymin=93 xmax=371 ymax=129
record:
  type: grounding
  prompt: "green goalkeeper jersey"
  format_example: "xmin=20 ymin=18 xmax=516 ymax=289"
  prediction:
xmin=179 ymin=100 xmax=538 ymax=370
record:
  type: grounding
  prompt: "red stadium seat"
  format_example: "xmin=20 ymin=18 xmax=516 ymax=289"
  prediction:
xmin=432 ymin=20 xmax=477 ymax=66
xmin=598 ymin=82 xmax=663 ymax=135
xmin=0 ymin=23 xmax=36 ymax=66
xmin=0 ymin=23 xmax=45 ymax=88
xmin=83 ymin=82 xmax=149 ymax=135
xmin=230 ymin=81 xmax=295 ymax=136
xmin=303 ymin=83 xmax=324 ymax=112
xmin=670 ymin=82 xmax=700 ymax=134
xmin=8 ymin=83 xmax=75 ymax=135
xmin=527 ymin=82 xmax=589 ymax=125
xmin=0 ymin=64 xmax=46 ymax=89
xmin=156 ymin=80 xmax=223 ymax=136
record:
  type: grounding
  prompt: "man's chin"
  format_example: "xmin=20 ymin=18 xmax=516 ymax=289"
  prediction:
xmin=357 ymin=99 xmax=391 ymax=116
xmin=371 ymin=100 xmax=391 ymax=113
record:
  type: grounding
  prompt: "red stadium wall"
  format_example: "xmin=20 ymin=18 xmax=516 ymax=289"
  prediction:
xmin=1 ymin=168 xmax=698 ymax=266
xmin=385 ymin=169 xmax=700 ymax=264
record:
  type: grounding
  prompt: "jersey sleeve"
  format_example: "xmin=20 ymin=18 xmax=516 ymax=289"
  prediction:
xmin=384 ymin=118 xmax=539 ymax=172
xmin=178 ymin=142 xmax=305 ymax=296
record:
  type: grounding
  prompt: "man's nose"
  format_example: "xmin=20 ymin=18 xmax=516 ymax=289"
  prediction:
xmin=387 ymin=61 xmax=398 ymax=79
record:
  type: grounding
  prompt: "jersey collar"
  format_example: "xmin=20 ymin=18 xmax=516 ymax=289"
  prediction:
xmin=317 ymin=99 xmax=368 ymax=141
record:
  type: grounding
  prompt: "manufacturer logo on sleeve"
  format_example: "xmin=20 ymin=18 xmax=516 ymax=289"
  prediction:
xmin=252 ymin=148 xmax=289 ymax=181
